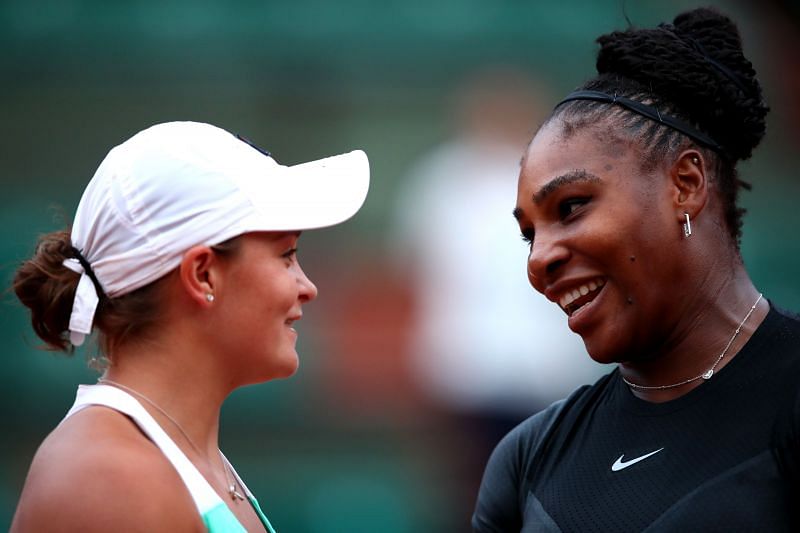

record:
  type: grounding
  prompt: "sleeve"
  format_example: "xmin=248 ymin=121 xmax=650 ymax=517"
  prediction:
xmin=471 ymin=397 xmax=570 ymax=533
xmin=472 ymin=424 xmax=524 ymax=532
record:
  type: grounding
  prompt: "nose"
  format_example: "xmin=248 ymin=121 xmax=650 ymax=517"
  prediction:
xmin=527 ymin=232 xmax=570 ymax=291
xmin=295 ymin=263 xmax=318 ymax=302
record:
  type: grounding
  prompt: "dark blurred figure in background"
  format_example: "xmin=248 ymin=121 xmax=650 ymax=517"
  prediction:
xmin=391 ymin=66 xmax=604 ymax=513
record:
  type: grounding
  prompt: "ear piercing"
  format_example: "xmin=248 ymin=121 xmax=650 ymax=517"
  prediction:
xmin=683 ymin=213 xmax=692 ymax=238
xmin=691 ymin=156 xmax=700 ymax=165
xmin=205 ymin=293 xmax=215 ymax=302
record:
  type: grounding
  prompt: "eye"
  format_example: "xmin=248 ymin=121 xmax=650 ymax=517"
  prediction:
xmin=558 ymin=197 xmax=590 ymax=220
xmin=282 ymin=248 xmax=298 ymax=263
xmin=520 ymin=228 xmax=535 ymax=248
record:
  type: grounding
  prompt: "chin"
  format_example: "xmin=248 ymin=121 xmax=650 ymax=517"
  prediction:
xmin=244 ymin=352 xmax=299 ymax=384
xmin=271 ymin=352 xmax=300 ymax=379
xmin=583 ymin=336 xmax=627 ymax=365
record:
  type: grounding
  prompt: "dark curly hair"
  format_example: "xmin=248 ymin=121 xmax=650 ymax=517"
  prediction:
xmin=548 ymin=7 xmax=769 ymax=246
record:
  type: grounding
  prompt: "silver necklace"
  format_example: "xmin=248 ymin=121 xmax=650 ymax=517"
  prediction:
xmin=622 ymin=293 xmax=763 ymax=391
xmin=98 ymin=378 xmax=245 ymax=501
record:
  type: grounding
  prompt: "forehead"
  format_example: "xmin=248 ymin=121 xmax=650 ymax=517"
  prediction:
xmin=239 ymin=231 xmax=300 ymax=249
xmin=519 ymin=121 xmax=644 ymax=200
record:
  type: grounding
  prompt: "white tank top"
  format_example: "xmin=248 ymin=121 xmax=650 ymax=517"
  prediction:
xmin=62 ymin=384 xmax=276 ymax=532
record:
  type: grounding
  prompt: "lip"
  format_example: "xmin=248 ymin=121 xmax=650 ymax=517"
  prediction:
xmin=285 ymin=313 xmax=302 ymax=333
xmin=544 ymin=276 xmax=607 ymax=332
xmin=545 ymin=277 xmax=606 ymax=312
xmin=566 ymin=281 xmax=607 ymax=333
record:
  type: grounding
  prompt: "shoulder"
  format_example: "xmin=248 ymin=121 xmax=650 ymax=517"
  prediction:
xmin=752 ymin=303 xmax=800 ymax=368
xmin=11 ymin=406 xmax=203 ymax=532
xmin=488 ymin=378 xmax=605 ymax=476
xmin=766 ymin=304 xmax=800 ymax=340
xmin=472 ymin=380 xmax=606 ymax=532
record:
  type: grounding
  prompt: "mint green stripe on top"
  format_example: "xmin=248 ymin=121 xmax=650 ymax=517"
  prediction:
xmin=250 ymin=497 xmax=277 ymax=533
xmin=202 ymin=503 xmax=247 ymax=532
xmin=201 ymin=499 xmax=277 ymax=533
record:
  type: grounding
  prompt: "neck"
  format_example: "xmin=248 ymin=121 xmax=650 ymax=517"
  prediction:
xmin=619 ymin=262 xmax=767 ymax=403
xmin=102 ymin=334 xmax=228 ymax=459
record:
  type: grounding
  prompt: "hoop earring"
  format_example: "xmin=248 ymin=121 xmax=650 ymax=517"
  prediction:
xmin=683 ymin=213 xmax=692 ymax=238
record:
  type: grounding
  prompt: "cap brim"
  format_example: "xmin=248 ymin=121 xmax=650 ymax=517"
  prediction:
xmin=243 ymin=149 xmax=370 ymax=232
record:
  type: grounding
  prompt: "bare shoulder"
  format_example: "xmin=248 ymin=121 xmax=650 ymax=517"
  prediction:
xmin=11 ymin=406 xmax=204 ymax=532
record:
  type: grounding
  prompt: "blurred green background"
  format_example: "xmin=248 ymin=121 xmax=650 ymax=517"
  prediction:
xmin=2 ymin=1 xmax=799 ymax=531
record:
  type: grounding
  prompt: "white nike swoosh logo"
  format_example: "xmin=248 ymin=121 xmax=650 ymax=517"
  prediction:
xmin=611 ymin=448 xmax=664 ymax=472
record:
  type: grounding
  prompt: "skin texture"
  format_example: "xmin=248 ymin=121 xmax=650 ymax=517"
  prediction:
xmin=11 ymin=231 xmax=317 ymax=532
xmin=514 ymin=119 xmax=768 ymax=403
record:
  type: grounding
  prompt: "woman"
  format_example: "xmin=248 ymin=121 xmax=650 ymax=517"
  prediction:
xmin=10 ymin=121 xmax=369 ymax=532
xmin=473 ymin=7 xmax=799 ymax=531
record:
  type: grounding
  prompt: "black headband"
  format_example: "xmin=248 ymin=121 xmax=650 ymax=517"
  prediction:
xmin=70 ymin=246 xmax=107 ymax=300
xmin=554 ymin=90 xmax=723 ymax=153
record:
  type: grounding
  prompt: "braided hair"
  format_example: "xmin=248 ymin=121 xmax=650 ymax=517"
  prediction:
xmin=550 ymin=7 xmax=768 ymax=246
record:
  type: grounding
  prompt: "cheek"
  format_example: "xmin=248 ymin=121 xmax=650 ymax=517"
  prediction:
xmin=255 ymin=293 xmax=293 ymax=326
xmin=265 ymin=272 xmax=302 ymax=311
xmin=229 ymin=269 xmax=297 ymax=324
xmin=589 ymin=202 xmax=671 ymax=264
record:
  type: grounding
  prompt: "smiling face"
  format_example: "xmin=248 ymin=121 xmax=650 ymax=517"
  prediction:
xmin=515 ymin=120 xmax=687 ymax=364
xmin=212 ymin=231 xmax=318 ymax=383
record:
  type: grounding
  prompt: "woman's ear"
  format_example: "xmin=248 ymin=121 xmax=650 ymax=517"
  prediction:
xmin=671 ymin=150 xmax=708 ymax=223
xmin=178 ymin=245 xmax=218 ymax=307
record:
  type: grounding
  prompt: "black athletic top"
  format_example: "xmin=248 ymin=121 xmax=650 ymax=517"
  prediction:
xmin=473 ymin=305 xmax=800 ymax=532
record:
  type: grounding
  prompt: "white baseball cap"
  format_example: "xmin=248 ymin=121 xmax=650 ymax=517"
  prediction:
xmin=62 ymin=121 xmax=370 ymax=346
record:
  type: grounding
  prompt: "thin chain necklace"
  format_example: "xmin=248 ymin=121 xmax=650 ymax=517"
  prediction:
xmin=622 ymin=293 xmax=763 ymax=391
xmin=97 ymin=378 xmax=245 ymax=501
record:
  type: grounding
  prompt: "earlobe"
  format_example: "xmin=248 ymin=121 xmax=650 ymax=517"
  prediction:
xmin=178 ymin=246 xmax=218 ymax=306
xmin=671 ymin=150 xmax=708 ymax=223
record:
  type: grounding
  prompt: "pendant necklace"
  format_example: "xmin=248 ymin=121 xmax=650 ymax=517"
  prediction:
xmin=622 ymin=293 xmax=762 ymax=391
xmin=98 ymin=378 xmax=245 ymax=501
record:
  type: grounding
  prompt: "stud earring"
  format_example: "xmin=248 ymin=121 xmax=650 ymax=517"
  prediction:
xmin=691 ymin=156 xmax=700 ymax=166
xmin=206 ymin=293 xmax=215 ymax=302
xmin=683 ymin=213 xmax=692 ymax=238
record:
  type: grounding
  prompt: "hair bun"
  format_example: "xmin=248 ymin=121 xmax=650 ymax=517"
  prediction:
xmin=672 ymin=7 xmax=742 ymax=46
xmin=13 ymin=230 xmax=79 ymax=352
xmin=595 ymin=7 xmax=768 ymax=162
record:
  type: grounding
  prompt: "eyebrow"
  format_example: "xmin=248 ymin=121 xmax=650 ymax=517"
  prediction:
xmin=532 ymin=169 xmax=601 ymax=205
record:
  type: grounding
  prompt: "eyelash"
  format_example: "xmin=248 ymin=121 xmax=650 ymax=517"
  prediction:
xmin=283 ymin=248 xmax=298 ymax=261
xmin=520 ymin=230 xmax=534 ymax=247
xmin=519 ymin=197 xmax=591 ymax=248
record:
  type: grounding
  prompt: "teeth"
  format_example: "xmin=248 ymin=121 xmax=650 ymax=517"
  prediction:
xmin=559 ymin=278 xmax=605 ymax=309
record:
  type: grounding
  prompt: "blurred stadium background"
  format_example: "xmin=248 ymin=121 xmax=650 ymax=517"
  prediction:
xmin=1 ymin=1 xmax=798 ymax=531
